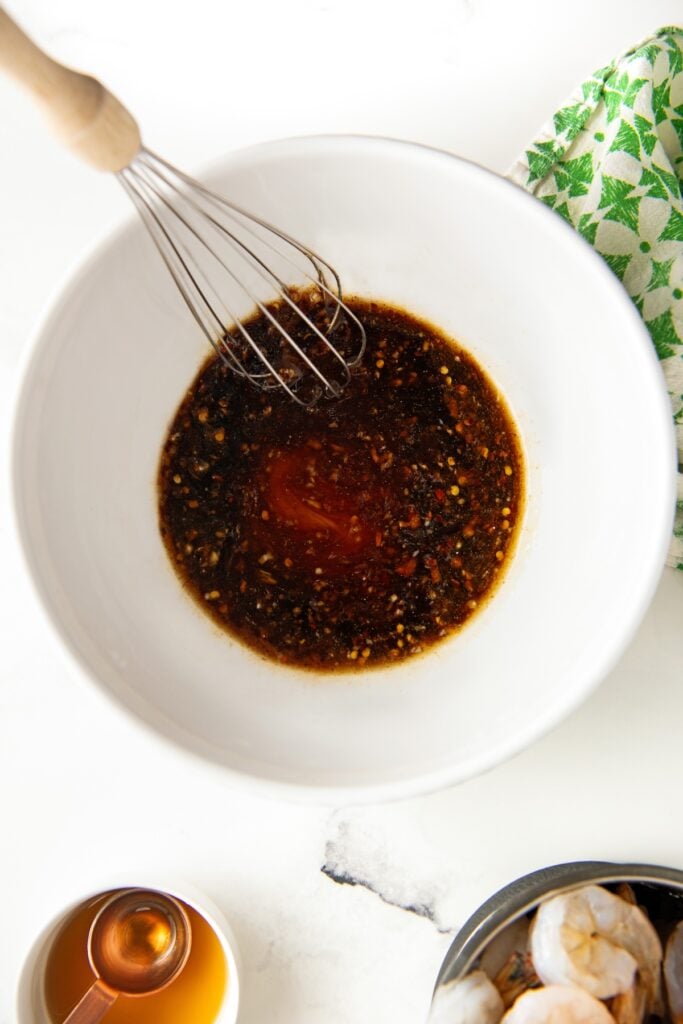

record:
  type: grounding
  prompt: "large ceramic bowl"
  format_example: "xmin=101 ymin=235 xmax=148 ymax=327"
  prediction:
xmin=10 ymin=136 xmax=675 ymax=802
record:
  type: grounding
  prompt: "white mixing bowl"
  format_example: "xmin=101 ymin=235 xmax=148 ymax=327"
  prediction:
xmin=10 ymin=136 xmax=675 ymax=802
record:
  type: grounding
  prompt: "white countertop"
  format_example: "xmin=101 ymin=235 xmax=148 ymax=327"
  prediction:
xmin=2 ymin=1 xmax=683 ymax=1020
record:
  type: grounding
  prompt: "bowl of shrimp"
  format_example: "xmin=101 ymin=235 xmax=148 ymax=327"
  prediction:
xmin=430 ymin=861 xmax=683 ymax=1023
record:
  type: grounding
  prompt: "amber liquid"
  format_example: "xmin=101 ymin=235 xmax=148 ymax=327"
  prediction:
xmin=43 ymin=893 xmax=227 ymax=1024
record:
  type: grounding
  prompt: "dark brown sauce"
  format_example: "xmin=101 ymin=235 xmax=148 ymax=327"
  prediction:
xmin=158 ymin=296 xmax=523 ymax=671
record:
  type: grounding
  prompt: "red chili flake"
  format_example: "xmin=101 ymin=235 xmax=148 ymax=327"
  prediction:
xmin=396 ymin=557 xmax=418 ymax=577
xmin=424 ymin=556 xmax=442 ymax=583
xmin=399 ymin=510 xmax=421 ymax=529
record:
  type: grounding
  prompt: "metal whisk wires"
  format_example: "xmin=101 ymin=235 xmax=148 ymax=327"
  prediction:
xmin=117 ymin=149 xmax=366 ymax=405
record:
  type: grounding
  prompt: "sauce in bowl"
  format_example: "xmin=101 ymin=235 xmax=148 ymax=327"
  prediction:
xmin=158 ymin=297 xmax=523 ymax=671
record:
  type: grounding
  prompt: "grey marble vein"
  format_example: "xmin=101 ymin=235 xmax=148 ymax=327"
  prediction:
xmin=321 ymin=819 xmax=456 ymax=934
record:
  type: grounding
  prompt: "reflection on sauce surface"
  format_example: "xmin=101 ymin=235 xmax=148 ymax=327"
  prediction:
xmin=158 ymin=297 xmax=523 ymax=671
xmin=43 ymin=894 xmax=227 ymax=1024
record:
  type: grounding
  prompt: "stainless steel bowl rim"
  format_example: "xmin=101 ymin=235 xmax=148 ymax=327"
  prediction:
xmin=435 ymin=860 xmax=683 ymax=992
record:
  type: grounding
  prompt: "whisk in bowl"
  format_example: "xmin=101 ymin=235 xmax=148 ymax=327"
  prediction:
xmin=118 ymin=150 xmax=366 ymax=404
xmin=0 ymin=8 xmax=366 ymax=405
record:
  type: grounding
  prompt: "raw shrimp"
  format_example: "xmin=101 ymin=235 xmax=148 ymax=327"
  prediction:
xmin=495 ymin=949 xmax=540 ymax=1007
xmin=530 ymin=885 xmax=662 ymax=1005
xmin=614 ymin=884 xmax=637 ymax=907
xmin=480 ymin=917 xmax=531 ymax=978
xmin=608 ymin=976 xmax=647 ymax=1024
xmin=664 ymin=920 xmax=683 ymax=1022
xmin=501 ymin=984 xmax=616 ymax=1023
xmin=427 ymin=969 xmax=504 ymax=1024
xmin=479 ymin=916 xmax=538 ymax=1008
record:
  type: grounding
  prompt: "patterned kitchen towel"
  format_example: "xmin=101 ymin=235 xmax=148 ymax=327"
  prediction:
xmin=508 ymin=26 xmax=683 ymax=570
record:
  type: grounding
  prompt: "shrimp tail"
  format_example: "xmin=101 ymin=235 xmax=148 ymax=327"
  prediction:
xmin=494 ymin=950 xmax=541 ymax=1008
xmin=607 ymin=976 xmax=647 ymax=1024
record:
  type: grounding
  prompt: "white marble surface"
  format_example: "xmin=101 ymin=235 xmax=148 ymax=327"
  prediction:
xmin=2 ymin=0 xmax=683 ymax=1021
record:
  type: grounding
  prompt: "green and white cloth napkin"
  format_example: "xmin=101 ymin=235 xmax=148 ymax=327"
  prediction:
xmin=508 ymin=26 xmax=683 ymax=570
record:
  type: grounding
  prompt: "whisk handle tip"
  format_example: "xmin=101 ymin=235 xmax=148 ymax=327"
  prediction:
xmin=0 ymin=6 xmax=141 ymax=171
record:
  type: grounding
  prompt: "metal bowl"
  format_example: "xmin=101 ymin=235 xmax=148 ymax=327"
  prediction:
xmin=435 ymin=861 xmax=683 ymax=992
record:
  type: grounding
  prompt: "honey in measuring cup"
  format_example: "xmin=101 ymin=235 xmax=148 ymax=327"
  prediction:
xmin=43 ymin=891 xmax=227 ymax=1024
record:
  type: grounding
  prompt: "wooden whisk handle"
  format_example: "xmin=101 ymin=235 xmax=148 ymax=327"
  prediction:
xmin=0 ymin=6 xmax=141 ymax=171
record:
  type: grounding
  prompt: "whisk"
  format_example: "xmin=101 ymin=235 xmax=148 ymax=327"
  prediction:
xmin=0 ymin=8 xmax=366 ymax=405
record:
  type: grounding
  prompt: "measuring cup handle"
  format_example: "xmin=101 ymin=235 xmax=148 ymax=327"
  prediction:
xmin=61 ymin=978 xmax=118 ymax=1024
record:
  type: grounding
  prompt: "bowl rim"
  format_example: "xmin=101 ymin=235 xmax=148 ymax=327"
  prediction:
xmin=8 ymin=133 xmax=677 ymax=804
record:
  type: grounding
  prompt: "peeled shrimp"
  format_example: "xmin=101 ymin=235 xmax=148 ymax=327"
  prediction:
xmin=477 ymin=916 xmax=538 ymax=1008
xmin=427 ymin=970 xmax=504 ymax=1024
xmin=480 ymin=917 xmax=531 ymax=979
xmin=613 ymin=884 xmax=637 ymax=907
xmin=501 ymin=984 xmax=616 ymax=1023
xmin=530 ymin=885 xmax=662 ymax=1005
xmin=664 ymin=920 xmax=683 ymax=1022
xmin=608 ymin=976 xmax=647 ymax=1024
xmin=494 ymin=950 xmax=540 ymax=1008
